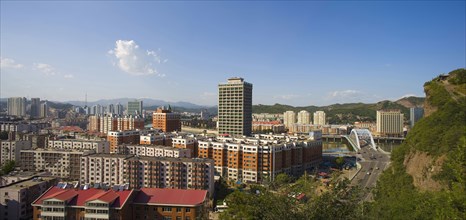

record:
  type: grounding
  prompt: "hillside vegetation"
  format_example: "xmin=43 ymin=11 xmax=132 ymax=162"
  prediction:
xmin=367 ymin=68 xmax=466 ymax=219
xmin=252 ymin=97 xmax=424 ymax=124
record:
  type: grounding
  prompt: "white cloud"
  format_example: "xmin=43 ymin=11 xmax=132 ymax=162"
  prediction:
xmin=34 ymin=63 xmax=57 ymax=76
xmin=63 ymin=74 xmax=74 ymax=79
xmin=109 ymin=40 xmax=165 ymax=76
xmin=329 ymin=90 xmax=362 ymax=98
xmin=0 ymin=57 xmax=24 ymax=69
xmin=400 ymin=94 xmax=418 ymax=98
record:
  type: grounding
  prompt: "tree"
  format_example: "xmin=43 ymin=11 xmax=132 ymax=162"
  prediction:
xmin=274 ymin=173 xmax=292 ymax=189
xmin=335 ymin=157 xmax=345 ymax=169
xmin=1 ymin=160 xmax=15 ymax=175
xmin=0 ymin=131 xmax=8 ymax=140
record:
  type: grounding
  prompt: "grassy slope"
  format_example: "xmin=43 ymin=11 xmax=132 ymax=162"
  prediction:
xmin=367 ymin=69 xmax=466 ymax=219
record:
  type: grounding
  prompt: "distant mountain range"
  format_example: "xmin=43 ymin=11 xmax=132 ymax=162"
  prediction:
xmin=65 ymin=98 xmax=211 ymax=109
xmin=1 ymin=96 xmax=425 ymax=121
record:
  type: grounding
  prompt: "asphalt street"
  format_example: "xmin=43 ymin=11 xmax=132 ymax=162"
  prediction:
xmin=351 ymin=146 xmax=391 ymax=201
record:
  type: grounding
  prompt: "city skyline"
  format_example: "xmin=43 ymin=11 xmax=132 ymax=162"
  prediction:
xmin=1 ymin=1 xmax=465 ymax=106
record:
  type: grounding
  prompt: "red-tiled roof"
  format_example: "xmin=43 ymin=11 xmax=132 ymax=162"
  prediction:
xmin=85 ymin=190 xmax=119 ymax=203
xmin=133 ymin=188 xmax=207 ymax=206
xmin=33 ymin=187 xmax=133 ymax=208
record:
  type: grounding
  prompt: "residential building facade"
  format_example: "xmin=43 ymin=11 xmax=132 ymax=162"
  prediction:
xmin=0 ymin=140 xmax=32 ymax=166
xmin=197 ymin=135 xmax=322 ymax=183
xmin=376 ymin=110 xmax=404 ymax=137
xmin=152 ymin=107 xmax=181 ymax=132
xmin=218 ymin=77 xmax=253 ymax=136
xmin=80 ymin=154 xmax=131 ymax=186
xmin=297 ymin=110 xmax=311 ymax=124
xmin=313 ymin=111 xmax=326 ymax=125
xmin=107 ymin=130 xmax=141 ymax=153
xmin=127 ymin=100 xmax=143 ymax=116
xmin=32 ymin=187 xmax=134 ymax=220
xmin=283 ymin=111 xmax=296 ymax=129
xmin=124 ymin=156 xmax=215 ymax=196
xmin=116 ymin=145 xmax=192 ymax=158
xmin=0 ymin=176 xmax=58 ymax=220
xmin=132 ymin=188 xmax=208 ymax=220
xmin=48 ymin=139 xmax=110 ymax=153
xmin=7 ymin=97 xmax=27 ymax=117
xmin=20 ymin=148 xmax=95 ymax=180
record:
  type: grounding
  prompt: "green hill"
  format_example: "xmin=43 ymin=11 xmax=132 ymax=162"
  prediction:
xmin=367 ymin=69 xmax=466 ymax=219
xmin=252 ymin=98 xmax=425 ymax=124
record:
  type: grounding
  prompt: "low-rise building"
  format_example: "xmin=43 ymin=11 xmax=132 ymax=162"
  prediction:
xmin=116 ymin=145 xmax=192 ymax=158
xmin=48 ymin=139 xmax=110 ymax=153
xmin=140 ymin=133 xmax=164 ymax=145
xmin=0 ymin=175 xmax=58 ymax=220
xmin=31 ymin=186 xmax=208 ymax=220
xmin=133 ymin=188 xmax=208 ymax=220
xmin=32 ymin=186 xmax=134 ymax=220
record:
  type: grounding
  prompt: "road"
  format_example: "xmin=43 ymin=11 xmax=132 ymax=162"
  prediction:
xmin=351 ymin=146 xmax=391 ymax=201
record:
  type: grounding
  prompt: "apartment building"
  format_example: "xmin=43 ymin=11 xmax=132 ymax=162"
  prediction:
xmin=172 ymin=136 xmax=197 ymax=157
xmin=32 ymin=187 xmax=134 ymax=220
xmin=7 ymin=97 xmax=27 ymax=117
xmin=133 ymin=188 xmax=208 ymax=220
xmin=376 ymin=110 xmax=404 ymax=137
xmin=117 ymin=115 xmax=144 ymax=131
xmin=48 ymin=139 xmax=110 ymax=153
xmin=218 ymin=77 xmax=253 ymax=136
xmin=252 ymin=121 xmax=286 ymax=133
xmin=152 ymin=106 xmax=181 ymax=132
xmin=88 ymin=115 xmax=144 ymax=134
xmin=124 ymin=156 xmax=214 ymax=196
xmin=127 ymin=100 xmax=143 ymax=116
xmin=297 ymin=110 xmax=311 ymax=124
xmin=140 ymin=133 xmax=164 ymax=145
xmin=107 ymin=130 xmax=141 ymax=153
xmin=20 ymin=148 xmax=95 ymax=180
xmin=0 ymin=176 xmax=58 ymax=220
xmin=116 ymin=145 xmax=192 ymax=158
xmin=0 ymin=140 xmax=32 ymax=166
xmin=100 ymin=114 xmax=118 ymax=133
xmin=283 ymin=111 xmax=296 ymax=129
xmin=80 ymin=154 xmax=131 ymax=186
xmin=87 ymin=115 xmax=101 ymax=132
xmin=30 ymin=98 xmax=41 ymax=118
xmin=197 ymin=135 xmax=322 ymax=183
xmin=313 ymin=111 xmax=326 ymax=126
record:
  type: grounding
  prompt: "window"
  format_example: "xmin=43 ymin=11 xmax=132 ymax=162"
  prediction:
xmin=176 ymin=207 xmax=182 ymax=212
xmin=185 ymin=208 xmax=190 ymax=212
xmin=162 ymin=207 xmax=172 ymax=212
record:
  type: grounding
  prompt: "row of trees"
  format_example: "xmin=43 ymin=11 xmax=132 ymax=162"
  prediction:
xmin=219 ymin=173 xmax=365 ymax=220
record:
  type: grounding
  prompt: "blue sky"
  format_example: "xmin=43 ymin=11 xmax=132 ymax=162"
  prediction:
xmin=1 ymin=1 xmax=465 ymax=106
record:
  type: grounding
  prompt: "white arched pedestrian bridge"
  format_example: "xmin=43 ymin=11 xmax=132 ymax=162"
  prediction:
xmin=343 ymin=129 xmax=377 ymax=152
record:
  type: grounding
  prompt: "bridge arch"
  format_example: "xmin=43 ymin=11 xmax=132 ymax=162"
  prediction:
xmin=348 ymin=129 xmax=377 ymax=151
